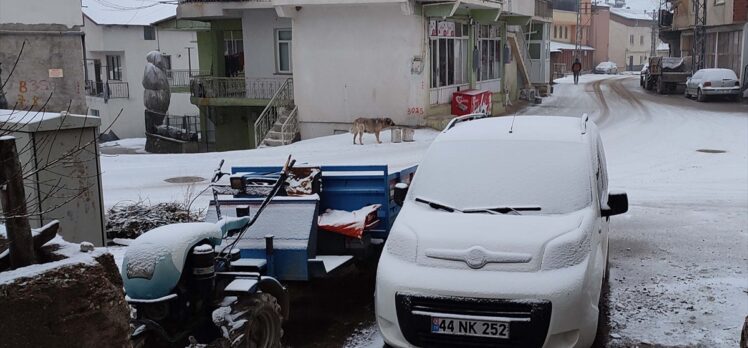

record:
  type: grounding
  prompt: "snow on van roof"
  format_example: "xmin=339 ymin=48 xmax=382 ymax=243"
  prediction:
xmin=82 ymin=0 xmax=176 ymax=26
xmin=0 ymin=109 xmax=101 ymax=132
xmin=438 ymin=116 xmax=591 ymax=144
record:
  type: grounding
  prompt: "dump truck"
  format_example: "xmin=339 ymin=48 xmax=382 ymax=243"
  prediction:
xmin=643 ymin=56 xmax=691 ymax=94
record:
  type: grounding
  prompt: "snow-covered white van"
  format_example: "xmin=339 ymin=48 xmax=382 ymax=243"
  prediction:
xmin=376 ymin=115 xmax=628 ymax=348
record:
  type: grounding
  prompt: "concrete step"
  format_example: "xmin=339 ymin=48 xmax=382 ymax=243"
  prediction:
xmin=262 ymin=138 xmax=288 ymax=147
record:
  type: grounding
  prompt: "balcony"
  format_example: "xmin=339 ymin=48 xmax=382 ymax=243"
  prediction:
xmin=167 ymin=69 xmax=210 ymax=90
xmin=85 ymin=80 xmax=129 ymax=100
xmin=189 ymin=77 xmax=291 ymax=106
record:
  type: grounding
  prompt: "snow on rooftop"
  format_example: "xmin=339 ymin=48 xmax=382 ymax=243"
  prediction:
xmin=550 ymin=41 xmax=595 ymax=53
xmin=610 ymin=6 xmax=654 ymax=20
xmin=0 ymin=109 xmax=101 ymax=131
xmin=82 ymin=0 xmax=176 ymax=26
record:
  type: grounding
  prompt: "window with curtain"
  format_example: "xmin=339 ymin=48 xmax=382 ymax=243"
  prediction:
xmin=429 ymin=21 xmax=469 ymax=88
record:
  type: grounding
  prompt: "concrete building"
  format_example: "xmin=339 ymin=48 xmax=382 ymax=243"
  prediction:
xmin=177 ymin=0 xmax=552 ymax=151
xmin=659 ymin=0 xmax=748 ymax=81
xmin=0 ymin=0 xmax=87 ymax=114
xmin=550 ymin=0 xmax=595 ymax=74
xmin=82 ymin=0 xmax=203 ymax=139
xmin=590 ymin=5 xmax=667 ymax=71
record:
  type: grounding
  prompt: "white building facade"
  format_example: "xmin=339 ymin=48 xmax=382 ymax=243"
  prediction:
xmin=83 ymin=1 xmax=201 ymax=139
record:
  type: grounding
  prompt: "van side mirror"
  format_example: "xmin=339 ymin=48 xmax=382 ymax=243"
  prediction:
xmin=602 ymin=191 xmax=628 ymax=217
xmin=393 ymin=183 xmax=409 ymax=206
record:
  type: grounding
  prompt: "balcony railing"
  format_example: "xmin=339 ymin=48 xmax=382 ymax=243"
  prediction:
xmin=85 ymin=80 xmax=129 ymax=99
xmin=190 ymin=77 xmax=290 ymax=100
xmin=535 ymin=0 xmax=553 ymax=19
xmin=167 ymin=69 xmax=210 ymax=88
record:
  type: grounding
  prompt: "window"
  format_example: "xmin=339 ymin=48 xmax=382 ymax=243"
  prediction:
xmin=162 ymin=55 xmax=172 ymax=71
xmin=630 ymin=35 xmax=634 ymax=45
xmin=553 ymin=25 xmax=557 ymax=38
xmin=714 ymin=0 xmax=725 ymax=5
xmin=144 ymin=26 xmax=156 ymax=40
xmin=564 ymin=26 xmax=568 ymax=39
xmin=275 ymin=29 xmax=292 ymax=74
xmin=640 ymin=35 xmax=644 ymax=45
xmin=89 ymin=109 xmax=100 ymax=117
xmin=224 ymin=30 xmax=244 ymax=76
xmin=429 ymin=21 xmax=469 ymax=88
xmin=478 ymin=25 xmax=501 ymax=81
xmin=106 ymin=55 xmax=122 ymax=80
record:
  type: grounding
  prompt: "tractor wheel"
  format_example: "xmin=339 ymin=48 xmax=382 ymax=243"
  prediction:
xmin=697 ymin=88 xmax=706 ymax=102
xmin=656 ymin=79 xmax=664 ymax=94
xmin=214 ymin=293 xmax=283 ymax=348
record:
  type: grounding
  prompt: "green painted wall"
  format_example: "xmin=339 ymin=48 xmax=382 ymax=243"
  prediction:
xmin=200 ymin=105 xmax=264 ymax=151
xmin=196 ymin=19 xmax=242 ymax=77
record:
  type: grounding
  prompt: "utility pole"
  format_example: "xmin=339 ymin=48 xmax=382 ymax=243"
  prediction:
xmin=646 ymin=9 xmax=658 ymax=58
xmin=185 ymin=47 xmax=193 ymax=75
xmin=575 ymin=0 xmax=583 ymax=60
xmin=0 ymin=136 xmax=35 ymax=268
xmin=692 ymin=0 xmax=707 ymax=70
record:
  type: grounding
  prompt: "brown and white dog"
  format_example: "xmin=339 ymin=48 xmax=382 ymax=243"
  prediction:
xmin=351 ymin=117 xmax=396 ymax=145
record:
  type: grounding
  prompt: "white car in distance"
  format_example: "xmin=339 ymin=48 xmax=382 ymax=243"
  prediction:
xmin=376 ymin=115 xmax=628 ymax=348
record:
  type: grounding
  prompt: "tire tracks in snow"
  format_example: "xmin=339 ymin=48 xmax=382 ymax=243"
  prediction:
xmin=590 ymin=79 xmax=610 ymax=125
xmin=607 ymin=77 xmax=651 ymax=121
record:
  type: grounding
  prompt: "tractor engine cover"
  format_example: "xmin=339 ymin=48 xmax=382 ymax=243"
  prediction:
xmin=122 ymin=223 xmax=222 ymax=300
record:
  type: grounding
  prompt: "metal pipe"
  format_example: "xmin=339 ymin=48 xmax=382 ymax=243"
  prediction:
xmin=0 ymin=30 xmax=84 ymax=36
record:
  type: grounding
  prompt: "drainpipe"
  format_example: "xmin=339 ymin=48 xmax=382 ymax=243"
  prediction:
xmin=469 ymin=20 xmax=477 ymax=89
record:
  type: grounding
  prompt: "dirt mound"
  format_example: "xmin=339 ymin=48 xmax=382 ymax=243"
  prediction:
xmin=0 ymin=253 xmax=130 ymax=348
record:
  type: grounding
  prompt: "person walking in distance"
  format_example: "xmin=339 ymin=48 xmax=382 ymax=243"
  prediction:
xmin=572 ymin=58 xmax=582 ymax=85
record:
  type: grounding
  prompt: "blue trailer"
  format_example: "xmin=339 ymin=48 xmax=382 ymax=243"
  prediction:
xmin=206 ymin=164 xmax=417 ymax=282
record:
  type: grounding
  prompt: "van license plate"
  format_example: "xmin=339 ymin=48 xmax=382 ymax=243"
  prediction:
xmin=431 ymin=317 xmax=509 ymax=339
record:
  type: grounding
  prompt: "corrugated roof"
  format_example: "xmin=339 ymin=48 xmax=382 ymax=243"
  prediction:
xmin=82 ymin=0 xmax=176 ymax=26
xmin=610 ymin=7 xmax=653 ymax=20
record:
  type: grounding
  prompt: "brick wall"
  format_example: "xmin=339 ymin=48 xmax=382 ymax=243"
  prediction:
xmin=735 ymin=0 xmax=748 ymax=22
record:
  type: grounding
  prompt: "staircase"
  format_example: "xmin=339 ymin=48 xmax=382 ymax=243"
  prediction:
xmin=260 ymin=105 xmax=299 ymax=147
xmin=254 ymin=78 xmax=299 ymax=148
xmin=507 ymin=26 xmax=533 ymax=89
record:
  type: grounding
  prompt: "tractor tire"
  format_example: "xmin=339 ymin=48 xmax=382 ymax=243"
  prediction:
xmin=697 ymin=88 xmax=706 ymax=102
xmin=656 ymin=79 xmax=664 ymax=94
xmin=214 ymin=293 xmax=283 ymax=348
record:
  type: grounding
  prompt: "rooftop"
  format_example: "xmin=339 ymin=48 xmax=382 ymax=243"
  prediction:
xmin=550 ymin=41 xmax=595 ymax=53
xmin=0 ymin=109 xmax=101 ymax=132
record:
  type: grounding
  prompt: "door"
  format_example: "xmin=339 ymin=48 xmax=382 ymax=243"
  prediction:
xmin=628 ymin=56 xmax=634 ymax=71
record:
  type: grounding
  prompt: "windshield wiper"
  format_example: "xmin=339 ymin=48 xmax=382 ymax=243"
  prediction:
xmin=463 ymin=206 xmax=542 ymax=216
xmin=415 ymin=197 xmax=460 ymax=213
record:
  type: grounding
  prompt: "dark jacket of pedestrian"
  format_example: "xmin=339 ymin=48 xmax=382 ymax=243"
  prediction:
xmin=572 ymin=59 xmax=582 ymax=74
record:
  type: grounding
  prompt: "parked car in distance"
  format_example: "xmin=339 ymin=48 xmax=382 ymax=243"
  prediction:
xmin=594 ymin=61 xmax=618 ymax=74
xmin=376 ymin=115 xmax=628 ymax=348
xmin=685 ymin=68 xmax=742 ymax=102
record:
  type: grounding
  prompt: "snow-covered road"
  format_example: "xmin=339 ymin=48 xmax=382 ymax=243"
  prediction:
xmin=99 ymin=74 xmax=747 ymax=347
xmin=520 ymin=74 xmax=748 ymax=347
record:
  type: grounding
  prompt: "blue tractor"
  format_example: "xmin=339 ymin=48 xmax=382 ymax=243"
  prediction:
xmin=120 ymin=156 xmax=416 ymax=347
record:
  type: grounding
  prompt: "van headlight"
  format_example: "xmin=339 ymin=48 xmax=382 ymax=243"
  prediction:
xmin=385 ymin=225 xmax=418 ymax=263
xmin=540 ymin=228 xmax=591 ymax=271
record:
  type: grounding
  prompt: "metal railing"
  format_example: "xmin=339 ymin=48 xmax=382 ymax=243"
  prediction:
xmin=190 ymin=77 xmax=288 ymax=99
xmin=190 ymin=77 xmax=245 ymax=98
xmin=534 ymin=0 xmax=553 ymax=19
xmin=279 ymin=106 xmax=299 ymax=145
xmin=85 ymin=80 xmax=129 ymax=99
xmin=157 ymin=114 xmax=201 ymax=142
xmin=253 ymin=78 xmax=294 ymax=148
xmin=106 ymin=81 xmax=129 ymax=99
xmin=167 ymin=69 xmax=209 ymax=88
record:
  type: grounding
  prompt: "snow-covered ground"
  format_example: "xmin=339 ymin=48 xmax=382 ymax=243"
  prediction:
xmin=99 ymin=130 xmax=438 ymax=209
xmin=98 ymin=74 xmax=747 ymax=347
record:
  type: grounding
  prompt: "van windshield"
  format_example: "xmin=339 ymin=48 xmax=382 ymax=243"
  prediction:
xmin=410 ymin=140 xmax=593 ymax=214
